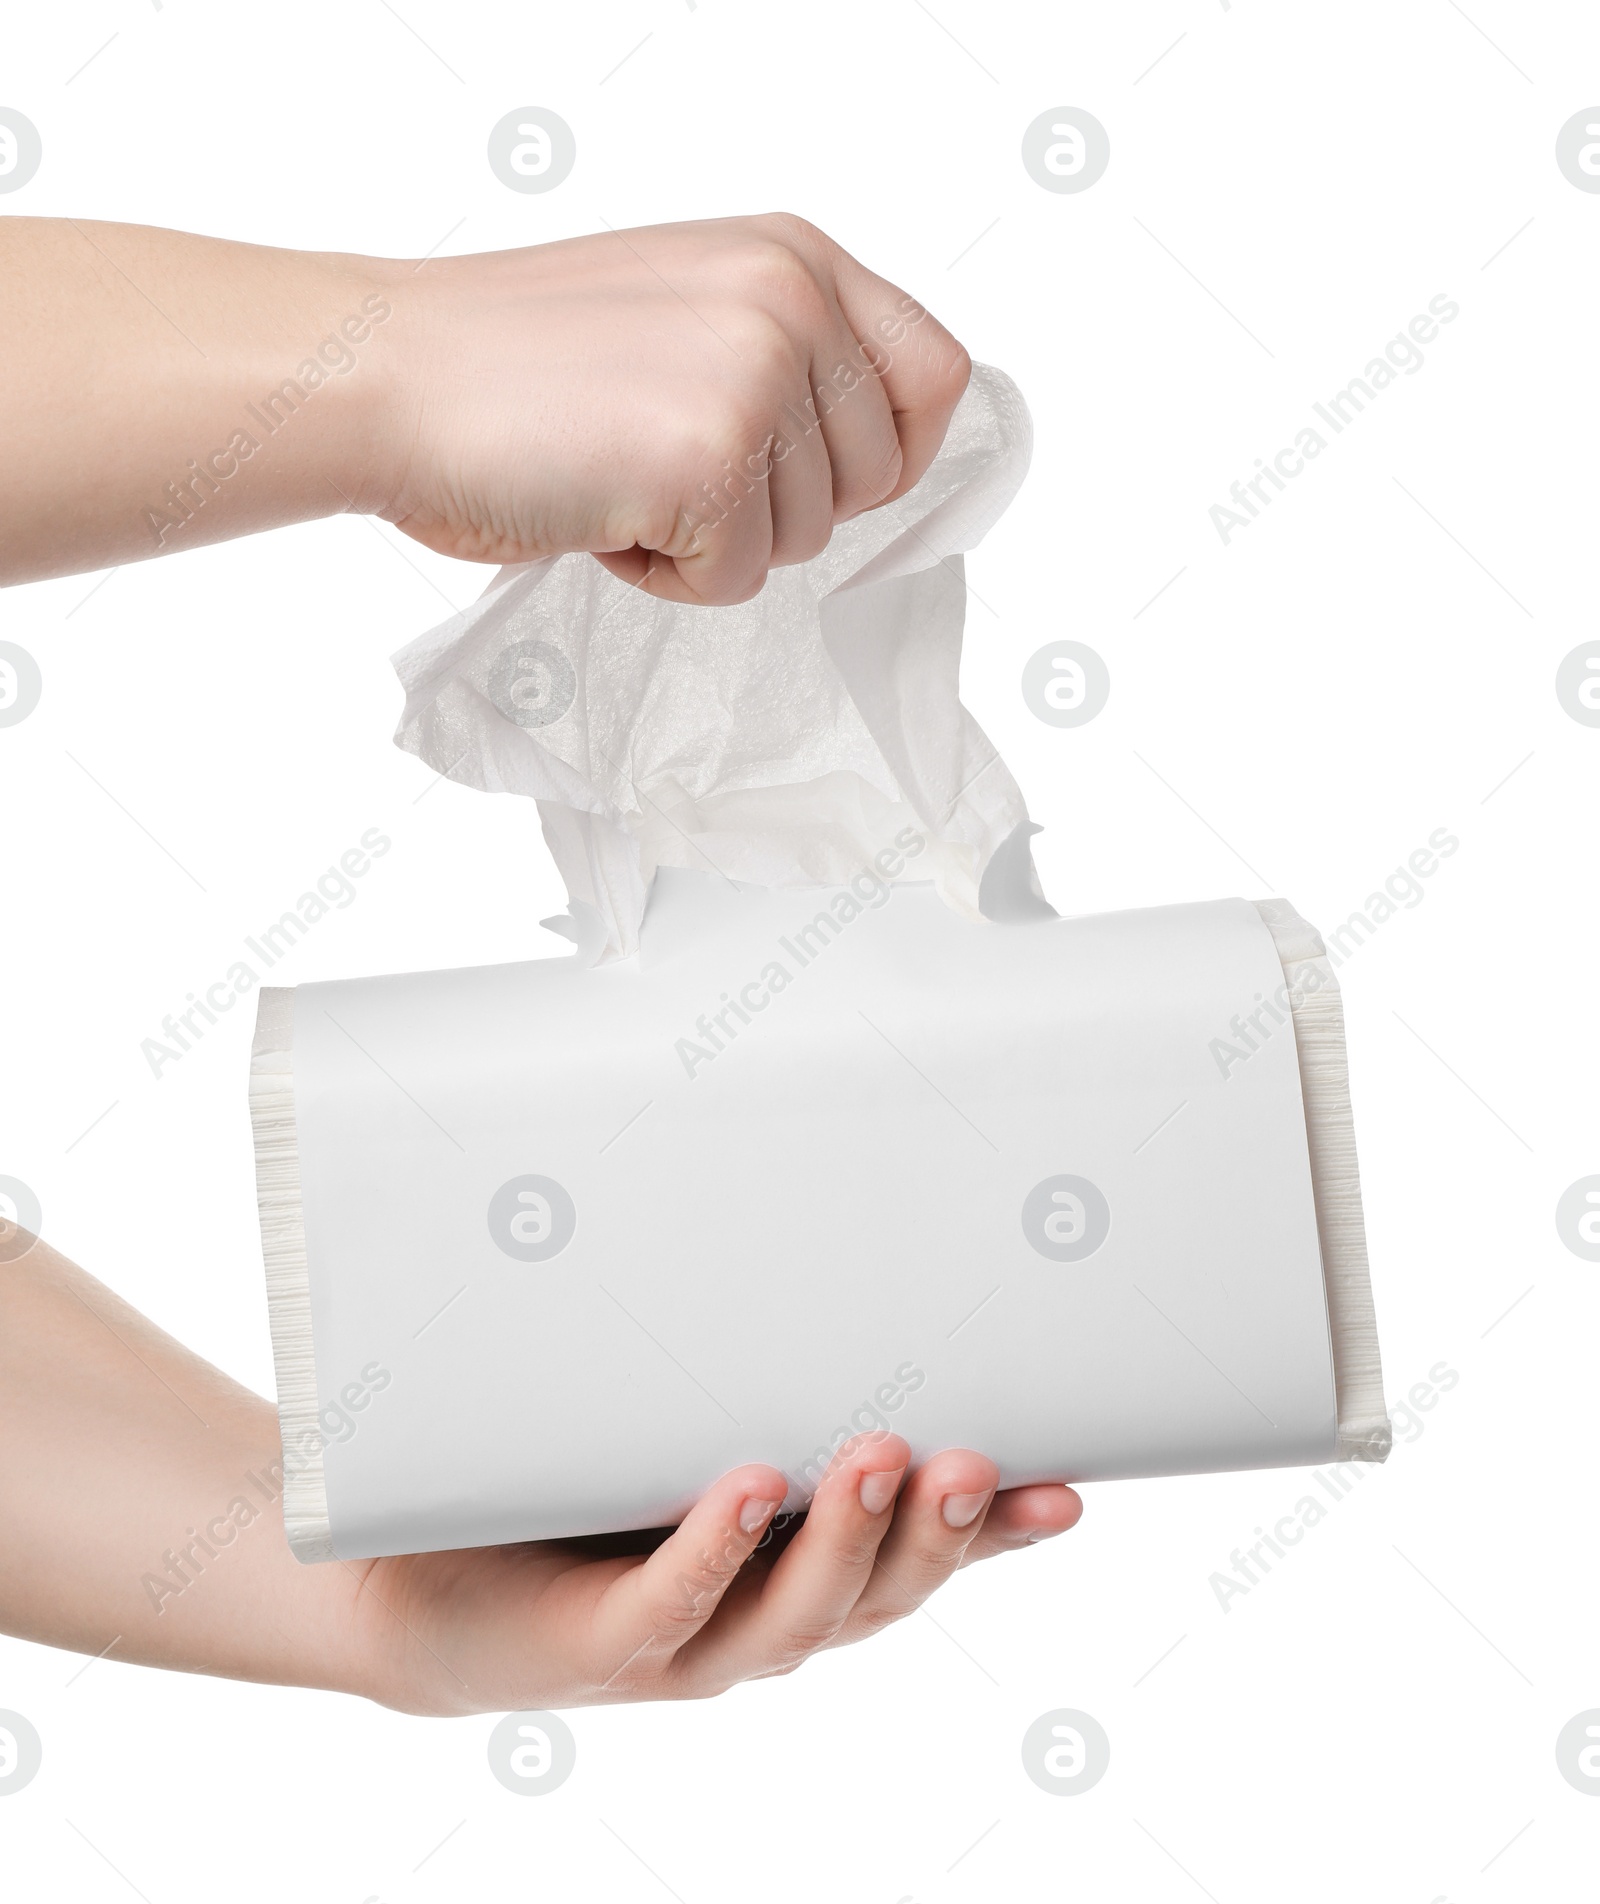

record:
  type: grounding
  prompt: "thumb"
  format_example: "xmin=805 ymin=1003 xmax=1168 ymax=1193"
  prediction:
xmin=589 ymin=1463 xmax=789 ymax=1692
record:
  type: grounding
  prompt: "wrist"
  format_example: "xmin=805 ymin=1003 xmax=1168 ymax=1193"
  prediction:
xmin=266 ymin=249 xmax=411 ymax=521
xmin=339 ymin=1558 xmax=474 ymax=1716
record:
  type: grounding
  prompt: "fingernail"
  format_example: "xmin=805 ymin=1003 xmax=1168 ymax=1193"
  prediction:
xmin=740 ymin=1496 xmax=782 ymax=1534
xmin=1026 ymin=1525 xmax=1065 ymax=1542
xmin=942 ymin=1490 xmax=991 ymax=1529
xmin=859 ymin=1466 xmax=906 ymax=1515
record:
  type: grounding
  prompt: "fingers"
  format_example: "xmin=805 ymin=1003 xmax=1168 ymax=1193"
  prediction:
xmin=594 ymin=216 xmax=965 ymax=604
xmin=802 ymin=316 xmax=905 ymax=521
xmin=822 ymin=1449 xmax=999 ymax=1646
xmin=588 ymin=1462 xmax=787 ymax=1693
xmin=648 ymin=422 xmax=780 ymax=608
xmin=763 ymin=380 xmax=839 ymax=566
xmin=670 ymin=1433 xmax=909 ymax=1692
xmin=753 ymin=214 xmax=968 ymax=516
xmin=594 ymin=415 xmax=826 ymax=602
xmin=585 ymin=1459 xmax=1082 ymax=1702
xmin=958 ymin=1482 xmax=1084 ymax=1566
xmin=796 ymin=222 xmax=972 ymax=505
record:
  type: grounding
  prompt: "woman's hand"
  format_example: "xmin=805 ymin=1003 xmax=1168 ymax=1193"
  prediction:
xmin=367 ymin=213 xmax=972 ymax=604
xmin=0 ymin=1239 xmax=1080 ymax=1711
xmin=0 ymin=213 xmax=971 ymax=601
xmin=354 ymin=1438 xmax=1080 ymax=1715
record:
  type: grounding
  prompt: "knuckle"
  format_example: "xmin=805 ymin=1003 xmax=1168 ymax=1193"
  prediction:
xmin=691 ymin=561 xmax=767 ymax=607
xmin=907 ymin=1538 xmax=960 ymax=1576
xmin=770 ymin=501 xmax=832 ymax=567
xmin=843 ymin=1527 xmax=890 ymax=1571
xmin=642 ymin=1597 xmax=703 ymax=1646
xmin=851 ymin=1600 xmax=910 ymax=1638
xmin=774 ymin=524 xmax=830 ymax=567
xmin=700 ymin=393 xmax=778 ymax=473
xmin=667 ymin=1667 xmax=734 ymax=1702
xmin=866 ymin=436 xmax=906 ymax=500
xmin=945 ymin=339 xmax=974 ymax=392
xmin=746 ymin=1656 xmax=803 ymax=1681
xmin=732 ymin=234 xmax=818 ymax=303
xmin=691 ymin=1543 xmax=745 ymax=1595
xmin=836 ymin=436 xmax=903 ymax=515
xmin=661 ymin=494 xmax=762 ymax=586
xmin=643 ymin=1560 xmax=734 ymax=1643
xmin=761 ymin=209 xmax=825 ymax=249
xmin=596 ymin=1641 xmax=668 ymax=1696
xmin=732 ymin=308 xmax=808 ymax=383
xmin=768 ymin=1617 xmax=843 ymax=1667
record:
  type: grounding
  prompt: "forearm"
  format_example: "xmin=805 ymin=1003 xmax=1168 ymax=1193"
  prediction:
xmin=0 ymin=1237 xmax=371 ymax=1695
xmin=0 ymin=217 xmax=398 ymax=582
xmin=2 ymin=211 xmax=973 ymax=603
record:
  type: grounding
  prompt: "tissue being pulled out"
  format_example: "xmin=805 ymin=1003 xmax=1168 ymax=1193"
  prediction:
xmin=390 ymin=362 xmax=1047 ymax=961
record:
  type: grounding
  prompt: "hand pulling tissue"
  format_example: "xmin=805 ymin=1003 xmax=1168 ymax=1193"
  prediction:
xmin=250 ymin=366 xmax=1389 ymax=1562
xmin=389 ymin=362 xmax=1047 ymax=964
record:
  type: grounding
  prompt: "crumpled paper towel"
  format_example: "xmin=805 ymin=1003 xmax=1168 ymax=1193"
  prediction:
xmin=390 ymin=362 xmax=1050 ymax=963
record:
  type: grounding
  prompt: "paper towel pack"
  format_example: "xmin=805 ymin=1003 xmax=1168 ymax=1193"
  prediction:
xmin=251 ymin=890 xmax=1388 ymax=1560
xmin=391 ymin=363 xmax=1050 ymax=962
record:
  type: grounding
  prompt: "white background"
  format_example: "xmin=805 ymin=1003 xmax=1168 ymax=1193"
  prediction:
xmin=3 ymin=2 xmax=1597 ymax=1898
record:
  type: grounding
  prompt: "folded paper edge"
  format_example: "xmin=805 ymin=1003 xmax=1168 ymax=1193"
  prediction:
xmin=1252 ymin=900 xmax=1391 ymax=1464
xmin=249 ymin=986 xmax=335 ymax=1562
